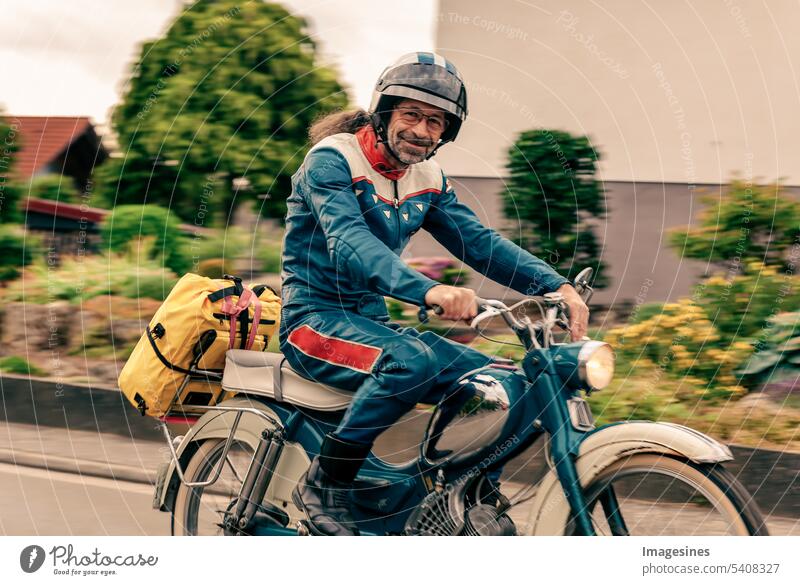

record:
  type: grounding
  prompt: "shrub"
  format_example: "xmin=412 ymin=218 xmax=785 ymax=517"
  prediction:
xmin=668 ymin=179 xmax=800 ymax=271
xmin=0 ymin=225 xmax=33 ymax=281
xmin=0 ymin=180 xmax=23 ymax=223
xmin=186 ymin=226 xmax=250 ymax=271
xmin=196 ymin=258 xmax=231 ymax=279
xmin=1 ymin=241 xmax=178 ymax=303
xmin=187 ymin=226 xmax=282 ymax=276
xmin=694 ymin=263 xmax=800 ymax=344
xmin=0 ymin=356 xmax=47 ymax=377
xmin=604 ymin=299 xmax=752 ymax=400
xmin=100 ymin=205 xmax=190 ymax=274
xmin=736 ymin=310 xmax=800 ymax=387
xmin=26 ymin=173 xmax=80 ymax=203
xmin=118 ymin=268 xmax=179 ymax=301
xmin=255 ymin=239 xmax=282 ymax=274
xmin=587 ymin=371 xmax=800 ymax=451
xmin=406 ymin=257 xmax=465 ymax=286
xmin=628 ymin=302 xmax=665 ymax=325
xmin=386 ymin=299 xmax=406 ymax=321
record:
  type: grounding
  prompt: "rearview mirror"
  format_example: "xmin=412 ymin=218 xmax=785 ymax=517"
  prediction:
xmin=572 ymin=267 xmax=595 ymax=303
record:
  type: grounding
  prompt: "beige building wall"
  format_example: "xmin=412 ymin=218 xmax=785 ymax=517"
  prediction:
xmin=434 ymin=0 xmax=800 ymax=185
xmin=409 ymin=1 xmax=800 ymax=308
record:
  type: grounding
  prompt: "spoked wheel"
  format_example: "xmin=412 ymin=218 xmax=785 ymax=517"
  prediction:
xmin=566 ymin=454 xmax=769 ymax=536
xmin=172 ymin=438 xmax=256 ymax=536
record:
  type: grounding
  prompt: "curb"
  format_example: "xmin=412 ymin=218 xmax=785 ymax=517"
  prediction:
xmin=0 ymin=447 xmax=156 ymax=486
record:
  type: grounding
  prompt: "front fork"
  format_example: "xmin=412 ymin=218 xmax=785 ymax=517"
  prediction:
xmin=523 ymin=353 xmax=627 ymax=536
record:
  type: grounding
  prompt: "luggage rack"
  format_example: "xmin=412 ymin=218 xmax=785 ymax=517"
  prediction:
xmin=156 ymin=354 xmax=285 ymax=489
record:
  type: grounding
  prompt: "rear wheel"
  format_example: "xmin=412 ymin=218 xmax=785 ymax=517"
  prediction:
xmin=172 ymin=438 xmax=256 ymax=536
xmin=567 ymin=454 xmax=768 ymax=536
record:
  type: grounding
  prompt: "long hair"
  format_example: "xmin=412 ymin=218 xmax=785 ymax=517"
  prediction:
xmin=308 ymin=108 xmax=372 ymax=145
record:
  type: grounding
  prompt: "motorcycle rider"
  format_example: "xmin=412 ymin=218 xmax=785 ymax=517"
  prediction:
xmin=279 ymin=51 xmax=589 ymax=535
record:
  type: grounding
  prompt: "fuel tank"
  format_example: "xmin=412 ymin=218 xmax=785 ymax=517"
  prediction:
xmin=421 ymin=366 xmax=530 ymax=470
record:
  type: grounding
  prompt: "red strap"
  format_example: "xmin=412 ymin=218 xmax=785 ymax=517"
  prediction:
xmin=220 ymin=287 xmax=265 ymax=350
xmin=246 ymin=299 xmax=262 ymax=350
xmin=228 ymin=312 xmax=237 ymax=349
xmin=221 ymin=288 xmax=255 ymax=349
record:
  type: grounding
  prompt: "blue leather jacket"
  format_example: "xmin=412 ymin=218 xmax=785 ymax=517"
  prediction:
xmin=280 ymin=126 xmax=568 ymax=320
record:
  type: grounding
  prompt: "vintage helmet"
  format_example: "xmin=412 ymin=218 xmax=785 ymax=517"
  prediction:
xmin=369 ymin=51 xmax=468 ymax=152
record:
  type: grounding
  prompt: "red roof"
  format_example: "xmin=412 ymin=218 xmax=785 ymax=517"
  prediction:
xmin=3 ymin=116 xmax=94 ymax=179
xmin=23 ymin=197 xmax=213 ymax=234
xmin=24 ymin=197 xmax=108 ymax=224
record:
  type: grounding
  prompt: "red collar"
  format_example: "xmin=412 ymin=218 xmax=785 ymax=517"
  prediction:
xmin=356 ymin=125 xmax=407 ymax=180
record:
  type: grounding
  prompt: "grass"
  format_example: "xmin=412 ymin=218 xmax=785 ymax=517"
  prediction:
xmin=0 ymin=356 xmax=48 ymax=377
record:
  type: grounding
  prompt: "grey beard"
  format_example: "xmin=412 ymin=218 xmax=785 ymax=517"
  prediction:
xmin=388 ymin=135 xmax=431 ymax=164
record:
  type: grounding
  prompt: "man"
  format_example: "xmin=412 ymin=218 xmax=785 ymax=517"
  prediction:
xmin=279 ymin=52 xmax=589 ymax=535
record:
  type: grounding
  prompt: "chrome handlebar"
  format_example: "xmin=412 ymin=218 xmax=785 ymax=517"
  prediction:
xmin=424 ymin=266 xmax=595 ymax=350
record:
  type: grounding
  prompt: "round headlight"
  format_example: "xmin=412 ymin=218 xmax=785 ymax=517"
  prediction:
xmin=578 ymin=341 xmax=615 ymax=391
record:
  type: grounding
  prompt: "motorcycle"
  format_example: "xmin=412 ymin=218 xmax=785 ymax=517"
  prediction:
xmin=152 ymin=268 xmax=768 ymax=536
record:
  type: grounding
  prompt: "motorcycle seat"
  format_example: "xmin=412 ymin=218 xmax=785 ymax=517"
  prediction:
xmin=221 ymin=349 xmax=354 ymax=411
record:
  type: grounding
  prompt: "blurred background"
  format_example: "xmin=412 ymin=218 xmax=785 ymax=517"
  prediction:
xmin=0 ymin=0 xmax=797 ymax=534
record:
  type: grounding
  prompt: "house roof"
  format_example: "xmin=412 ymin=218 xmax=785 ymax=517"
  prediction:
xmin=3 ymin=116 xmax=99 ymax=179
xmin=23 ymin=197 xmax=213 ymax=235
xmin=24 ymin=197 xmax=107 ymax=224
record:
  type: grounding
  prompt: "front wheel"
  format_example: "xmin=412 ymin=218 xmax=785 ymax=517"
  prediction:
xmin=567 ymin=454 xmax=769 ymax=536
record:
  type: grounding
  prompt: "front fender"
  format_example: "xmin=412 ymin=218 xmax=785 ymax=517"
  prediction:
xmin=154 ymin=397 xmax=311 ymax=513
xmin=523 ymin=421 xmax=733 ymax=535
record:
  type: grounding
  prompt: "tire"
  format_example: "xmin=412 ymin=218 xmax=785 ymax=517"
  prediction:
xmin=566 ymin=454 xmax=769 ymax=536
xmin=172 ymin=438 xmax=257 ymax=536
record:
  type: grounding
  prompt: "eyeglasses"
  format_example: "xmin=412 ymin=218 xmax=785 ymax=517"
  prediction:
xmin=394 ymin=107 xmax=449 ymax=133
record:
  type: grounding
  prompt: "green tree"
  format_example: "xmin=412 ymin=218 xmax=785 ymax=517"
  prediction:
xmin=504 ymin=129 xmax=608 ymax=286
xmin=97 ymin=0 xmax=347 ymax=224
xmin=0 ymin=111 xmax=23 ymax=223
xmin=100 ymin=204 xmax=190 ymax=274
xmin=668 ymin=179 xmax=800 ymax=272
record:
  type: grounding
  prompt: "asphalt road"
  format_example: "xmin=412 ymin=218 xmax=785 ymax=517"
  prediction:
xmin=0 ymin=421 xmax=797 ymax=536
xmin=2 ymin=460 xmax=798 ymax=536
xmin=0 ymin=462 xmax=168 ymax=536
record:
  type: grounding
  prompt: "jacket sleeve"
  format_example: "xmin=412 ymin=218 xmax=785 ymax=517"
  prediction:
xmin=300 ymin=147 xmax=440 ymax=306
xmin=422 ymin=174 xmax=569 ymax=296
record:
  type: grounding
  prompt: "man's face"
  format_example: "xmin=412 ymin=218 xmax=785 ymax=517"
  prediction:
xmin=386 ymin=98 xmax=448 ymax=165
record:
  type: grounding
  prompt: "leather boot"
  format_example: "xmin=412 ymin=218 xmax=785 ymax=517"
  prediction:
xmin=292 ymin=433 xmax=371 ymax=536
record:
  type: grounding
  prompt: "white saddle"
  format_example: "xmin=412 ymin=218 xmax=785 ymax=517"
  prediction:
xmin=221 ymin=349 xmax=354 ymax=411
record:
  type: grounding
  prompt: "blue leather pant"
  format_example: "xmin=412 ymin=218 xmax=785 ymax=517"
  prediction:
xmin=278 ymin=303 xmax=497 ymax=446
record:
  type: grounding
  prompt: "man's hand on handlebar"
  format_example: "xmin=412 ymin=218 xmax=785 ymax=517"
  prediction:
xmin=556 ymin=283 xmax=590 ymax=341
xmin=424 ymin=284 xmax=478 ymax=324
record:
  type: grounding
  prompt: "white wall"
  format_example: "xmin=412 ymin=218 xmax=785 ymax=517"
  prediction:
xmin=435 ymin=0 xmax=800 ymax=185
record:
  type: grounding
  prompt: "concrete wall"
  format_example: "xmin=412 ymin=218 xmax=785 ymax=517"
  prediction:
xmin=406 ymin=175 xmax=800 ymax=305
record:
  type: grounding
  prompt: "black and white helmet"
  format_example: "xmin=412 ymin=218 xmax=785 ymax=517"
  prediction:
xmin=370 ymin=51 xmax=468 ymax=147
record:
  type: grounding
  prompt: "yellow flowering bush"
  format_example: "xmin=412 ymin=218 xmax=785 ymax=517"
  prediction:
xmin=694 ymin=262 xmax=800 ymax=344
xmin=604 ymin=299 xmax=752 ymax=400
